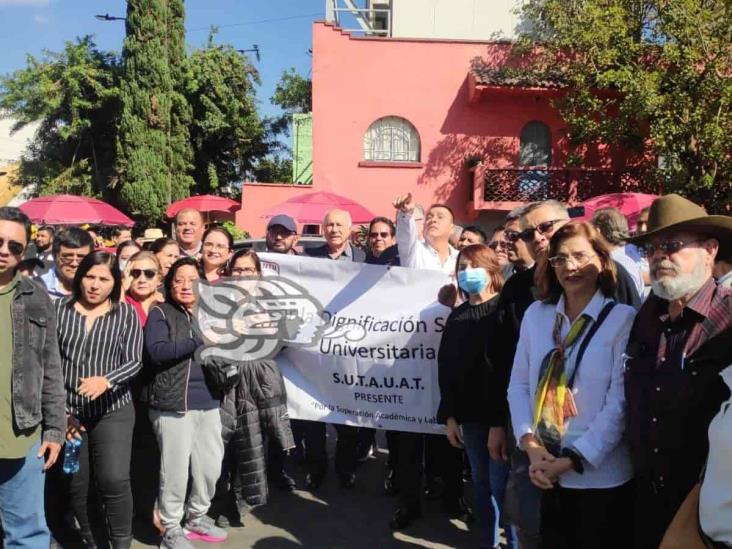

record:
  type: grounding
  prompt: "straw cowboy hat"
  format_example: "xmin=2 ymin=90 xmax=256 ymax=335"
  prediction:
xmin=141 ymin=228 xmax=164 ymax=243
xmin=627 ymin=193 xmax=732 ymax=257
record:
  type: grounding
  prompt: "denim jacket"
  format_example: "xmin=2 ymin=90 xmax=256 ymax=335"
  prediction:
xmin=10 ymin=276 xmax=66 ymax=444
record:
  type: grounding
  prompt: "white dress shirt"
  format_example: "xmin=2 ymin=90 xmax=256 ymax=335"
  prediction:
xmin=396 ymin=211 xmax=458 ymax=276
xmin=611 ymin=246 xmax=644 ymax=296
xmin=508 ymin=289 xmax=636 ymax=489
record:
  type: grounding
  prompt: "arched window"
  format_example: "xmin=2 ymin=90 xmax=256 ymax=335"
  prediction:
xmin=363 ymin=116 xmax=420 ymax=162
xmin=519 ymin=121 xmax=552 ymax=167
xmin=518 ymin=121 xmax=552 ymax=200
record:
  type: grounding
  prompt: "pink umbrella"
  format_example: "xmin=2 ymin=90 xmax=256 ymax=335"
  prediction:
xmin=262 ymin=191 xmax=375 ymax=224
xmin=166 ymin=195 xmax=240 ymax=218
xmin=19 ymin=194 xmax=134 ymax=226
xmin=578 ymin=192 xmax=658 ymax=230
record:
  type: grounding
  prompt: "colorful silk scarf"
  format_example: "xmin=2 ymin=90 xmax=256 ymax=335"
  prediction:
xmin=533 ymin=313 xmax=592 ymax=455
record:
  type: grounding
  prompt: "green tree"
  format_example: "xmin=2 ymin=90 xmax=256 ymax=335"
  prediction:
xmin=0 ymin=37 xmax=119 ymax=197
xmin=116 ymin=0 xmax=193 ymax=224
xmin=185 ymin=34 xmax=269 ymax=193
xmin=514 ymin=0 xmax=732 ymax=211
xmin=270 ymin=68 xmax=312 ymax=136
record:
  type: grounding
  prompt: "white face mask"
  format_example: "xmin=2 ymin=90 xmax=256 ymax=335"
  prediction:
xmin=118 ymin=259 xmax=128 ymax=273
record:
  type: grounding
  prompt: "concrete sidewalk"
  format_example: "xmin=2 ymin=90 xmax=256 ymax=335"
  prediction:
xmin=132 ymin=433 xmax=484 ymax=549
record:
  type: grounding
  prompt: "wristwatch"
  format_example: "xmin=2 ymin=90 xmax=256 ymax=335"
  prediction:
xmin=560 ymin=448 xmax=585 ymax=474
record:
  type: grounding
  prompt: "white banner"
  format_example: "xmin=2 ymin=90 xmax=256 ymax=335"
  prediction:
xmin=260 ymin=252 xmax=450 ymax=435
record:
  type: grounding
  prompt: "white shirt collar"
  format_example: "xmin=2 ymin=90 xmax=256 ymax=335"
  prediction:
xmin=555 ymin=289 xmax=608 ymax=322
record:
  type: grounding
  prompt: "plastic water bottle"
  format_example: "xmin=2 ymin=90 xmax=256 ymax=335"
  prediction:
xmin=63 ymin=437 xmax=82 ymax=475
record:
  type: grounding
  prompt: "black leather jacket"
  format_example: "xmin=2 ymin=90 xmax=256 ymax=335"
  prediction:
xmin=10 ymin=277 xmax=66 ymax=444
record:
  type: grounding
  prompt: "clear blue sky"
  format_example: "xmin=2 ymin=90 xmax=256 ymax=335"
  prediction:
xmin=0 ymin=0 xmax=324 ymax=118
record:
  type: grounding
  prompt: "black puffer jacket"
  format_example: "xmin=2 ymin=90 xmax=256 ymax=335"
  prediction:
xmin=220 ymin=358 xmax=294 ymax=506
xmin=143 ymin=302 xmax=203 ymax=412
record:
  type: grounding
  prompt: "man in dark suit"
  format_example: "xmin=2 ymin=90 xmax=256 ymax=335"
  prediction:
xmin=302 ymin=209 xmax=364 ymax=489
xmin=306 ymin=209 xmax=366 ymax=262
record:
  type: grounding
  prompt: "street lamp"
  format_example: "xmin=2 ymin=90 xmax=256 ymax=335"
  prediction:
xmin=95 ymin=14 xmax=126 ymax=21
xmin=237 ymin=45 xmax=260 ymax=62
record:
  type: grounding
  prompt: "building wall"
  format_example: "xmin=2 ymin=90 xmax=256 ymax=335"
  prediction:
xmin=390 ymin=0 xmax=522 ymax=40
xmin=236 ymin=22 xmax=641 ymax=236
xmin=310 ymin=22 xmax=569 ymax=226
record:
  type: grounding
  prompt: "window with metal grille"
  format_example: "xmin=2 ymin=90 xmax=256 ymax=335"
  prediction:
xmin=363 ymin=116 xmax=420 ymax=162
xmin=519 ymin=121 xmax=552 ymax=166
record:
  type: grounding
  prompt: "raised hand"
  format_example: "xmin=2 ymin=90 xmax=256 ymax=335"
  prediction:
xmin=392 ymin=192 xmax=415 ymax=215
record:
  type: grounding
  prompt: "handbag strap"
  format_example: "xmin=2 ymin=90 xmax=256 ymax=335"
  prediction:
xmin=567 ymin=301 xmax=616 ymax=389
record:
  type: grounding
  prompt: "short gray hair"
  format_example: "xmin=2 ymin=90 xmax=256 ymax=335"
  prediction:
xmin=505 ymin=206 xmax=525 ymax=224
xmin=323 ymin=208 xmax=352 ymax=227
xmin=519 ymin=200 xmax=569 ymax=229
xmin=591 ymin=207 xmax=630 ymax=246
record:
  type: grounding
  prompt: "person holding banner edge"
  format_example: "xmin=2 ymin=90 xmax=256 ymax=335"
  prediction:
xmin=303 ymin=209 xmax=365 ymax=489
xmin=437 ymin=243 xmax=516 ymax=549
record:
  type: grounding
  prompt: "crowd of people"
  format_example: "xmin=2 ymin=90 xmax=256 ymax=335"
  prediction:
xmin=1 ymin=190 xmax=732 ymax=549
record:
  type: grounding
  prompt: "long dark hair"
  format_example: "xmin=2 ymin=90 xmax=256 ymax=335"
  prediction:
xmin=72 ymin=251 xmax=122 ymax=305
xmin=164 ymin=257 xmax=205 ymax=305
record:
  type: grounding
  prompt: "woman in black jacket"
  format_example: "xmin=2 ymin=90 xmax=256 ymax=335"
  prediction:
xmin=212 ymin=250 xmax=294 ymax=524
xmin=437 ymin=244 xmax=515 ymax=549
xmin=144 ymin=257 xmax=227 ymax=549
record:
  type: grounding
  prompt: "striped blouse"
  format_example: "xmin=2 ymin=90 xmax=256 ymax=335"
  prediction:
xmin=55 ymin=298 xmax=143 ymax=419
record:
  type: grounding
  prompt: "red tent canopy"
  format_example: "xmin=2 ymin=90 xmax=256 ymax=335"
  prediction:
xmin=578 ymin=192 xmax=658 ymax=229
xmin=262 ymin=191 xmax=375 ymax=224
xmin=166 ymin=195 xmax=240 ymax=218
xmin=19 ymin=195 xmax=134 ymax=226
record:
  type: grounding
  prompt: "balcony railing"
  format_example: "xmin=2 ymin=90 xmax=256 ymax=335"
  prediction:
xmin=483 ymin=167 xmax=663 ymax=204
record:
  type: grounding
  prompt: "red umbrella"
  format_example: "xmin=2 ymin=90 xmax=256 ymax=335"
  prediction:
xmin=578 ymin=192 xmax=658 ymax=230
xmin=166 ymin=195 xmax=240 ymax=218
xmin=19 ymin=194 xmax=134 ymax=226
xmin=262 ymin=191 xmax=375 ymax=224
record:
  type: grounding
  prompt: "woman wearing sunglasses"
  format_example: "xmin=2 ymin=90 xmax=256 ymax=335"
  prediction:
xmin=507 ymin=221 xmax=637 ymax=549
xmin=201 ymin=227 xmax=233 ymax=282
xmin=437 ymin=243 xmax=515 ymax=549
xmin=122 ymin=251 xmax=163 ymax=327
xmin=52 ymin=251 xmax=143 ymax=549
xmin=122 ymin=251 xmax=164 ymax=534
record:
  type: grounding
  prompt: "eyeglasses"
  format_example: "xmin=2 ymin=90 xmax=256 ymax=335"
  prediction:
xmin=641 ymin=240 xmax=703 ymax=257
xmin=58 ymin=252 xmax=87 ymax=264
xmin=488 ymin=241 xmax=508 ymax=251
xmin=548 ymin=252 xmax=596 ymax=268
xmin=131 ymin=269 xmax=157 ymax=280
xmin=504 ymin=230 xmax=521 ymax=243
xmin=0 ymin=237 xmax=25 ymax=256
xmin=231 ymin=267 xmax=257 ymax=276
xmin=203 ymin=242 xmax=229 ymax=252
xmin=369 ymin=231 xmax=391 ymax=239
xmin=518 ymin=219 xmax=566 ymax=242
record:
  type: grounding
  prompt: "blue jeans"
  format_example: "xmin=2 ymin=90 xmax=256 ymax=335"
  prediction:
xmin=0 ymin=440 xmax=50 ymax=548
xmin=462 ymin=422 xmax=516 ymax=549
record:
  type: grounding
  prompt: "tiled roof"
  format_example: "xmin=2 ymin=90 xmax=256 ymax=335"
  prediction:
xmin=470 ymin=57 xmax=567 ymax=89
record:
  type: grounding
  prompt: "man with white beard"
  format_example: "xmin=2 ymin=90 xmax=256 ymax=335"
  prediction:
xmin=623 ymin=194 xmax=732 ymax=549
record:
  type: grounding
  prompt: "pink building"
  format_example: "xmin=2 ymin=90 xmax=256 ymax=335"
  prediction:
xmin=237 ymin=18 xmax=653 ymax=237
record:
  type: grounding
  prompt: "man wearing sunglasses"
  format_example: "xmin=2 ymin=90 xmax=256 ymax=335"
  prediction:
xmin=0 ymin=207 xmax=65 ymax=548
xmin=503 ymin=208 xmax=534 ymax=277
xmin=623 ymin=194 xmax=732 ymax=549
xmin=38 ymin=227 xmax=94 ymax=299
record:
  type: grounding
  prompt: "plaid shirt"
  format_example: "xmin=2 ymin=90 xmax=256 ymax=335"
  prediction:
xmin=657 ymin=277 xmax=732 ymax=369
